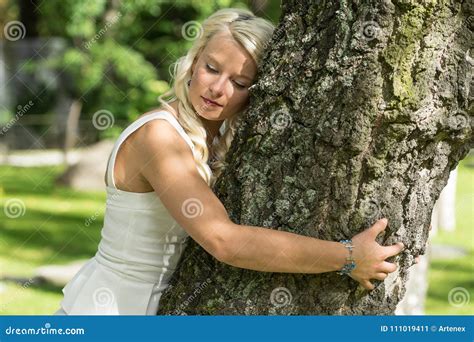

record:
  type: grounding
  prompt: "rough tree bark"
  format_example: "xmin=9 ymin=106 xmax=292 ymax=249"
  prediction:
xmin=158 ymin=0 xmax=473 ymax=315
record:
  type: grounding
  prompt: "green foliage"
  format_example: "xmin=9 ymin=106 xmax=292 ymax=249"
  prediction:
xmin=30 ymin=0 xmax=253 ymax=135
xmin=1 ymin=0 xmax=280 ymax=136
xmin=38 ymin=0 xmax=108 ymax=38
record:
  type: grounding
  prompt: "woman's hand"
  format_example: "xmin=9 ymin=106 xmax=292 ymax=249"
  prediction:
xmin=349 ymin=218 xmax=404 ymax=290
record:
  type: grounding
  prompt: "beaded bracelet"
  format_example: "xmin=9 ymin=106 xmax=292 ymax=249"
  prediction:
xmin=338 ymin=239 xmax=356 ymax=275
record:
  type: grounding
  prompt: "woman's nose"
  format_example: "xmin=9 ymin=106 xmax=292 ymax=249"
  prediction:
xmin=209 ymin=77 xmax=226 ymax=97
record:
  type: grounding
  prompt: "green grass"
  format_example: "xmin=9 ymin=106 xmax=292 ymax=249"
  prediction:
xmin=426 ymin=154 xmax=474 ymax=315
xmin=0 ymin=165 xmax=105 ymax=314
xmin=0 ymin=156 xmax=472 ymax=315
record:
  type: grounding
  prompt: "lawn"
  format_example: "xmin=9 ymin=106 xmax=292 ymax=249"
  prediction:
xmin=0 ymin=156 xmax=472 ymax=315
xmin=0 ymin=165 xmax=105 ymax=314
xmin=426 ymin=153 xmax=473 ymax=315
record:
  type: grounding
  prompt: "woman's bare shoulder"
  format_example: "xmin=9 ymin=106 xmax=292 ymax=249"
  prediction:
xmin=133 ymin=114 xmax=197 ymax=194
xmin=131 ymin=110 xmax=189 ymax=157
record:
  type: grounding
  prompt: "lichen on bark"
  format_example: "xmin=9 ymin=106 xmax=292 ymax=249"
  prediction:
xmin=157 ymin=0 xmax=473 ymax=315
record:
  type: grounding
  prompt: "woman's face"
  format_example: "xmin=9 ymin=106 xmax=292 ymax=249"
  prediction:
xmin=189 ymin=31 xmax=257 ymax=122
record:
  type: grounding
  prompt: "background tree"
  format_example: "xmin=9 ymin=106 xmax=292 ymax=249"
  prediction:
xmin=157 ymin=0 xmax=473 ymax=315
xmin=1 ymin=0 xmax=264 ymax=140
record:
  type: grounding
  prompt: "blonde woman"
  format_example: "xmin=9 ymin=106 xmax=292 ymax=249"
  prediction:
xmin=55 ymin=8 xmax=404 ymax=315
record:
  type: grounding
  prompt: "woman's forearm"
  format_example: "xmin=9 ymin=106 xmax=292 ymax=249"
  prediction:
xmin=221 ymin=223 xmax=348 ymax=274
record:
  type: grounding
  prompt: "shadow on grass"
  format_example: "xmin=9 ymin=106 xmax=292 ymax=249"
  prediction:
xmin=1 ymin=276 xmax=65 ymax=295
xmin=1 ymin=166 xmax=106 ymax=201
xmin=427 ymin=257 xmax=474 ymax=305
xmin=1 ymin=207 xmax=102 ymax=263
xmin=426 ymin=278 xmax=473 ymax=303
xmin=430 ymin=259 xmax=474 ymax=274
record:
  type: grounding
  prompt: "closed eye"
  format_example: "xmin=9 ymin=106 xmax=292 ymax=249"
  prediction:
xmin=233 ymin=81 xmax=246 ymax=89
xmin=206 ymin=64 xmax=218 ymax=74
xmin=206 ymin=64 xmax=247 ymax=89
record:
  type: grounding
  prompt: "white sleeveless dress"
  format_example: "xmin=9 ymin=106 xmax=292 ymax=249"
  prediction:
xmin=56 ymin=111 xmax=194 ymax=315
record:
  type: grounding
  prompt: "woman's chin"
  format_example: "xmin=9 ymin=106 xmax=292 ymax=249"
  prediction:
xmin=196 ymin=109 xmax=224 ymax=121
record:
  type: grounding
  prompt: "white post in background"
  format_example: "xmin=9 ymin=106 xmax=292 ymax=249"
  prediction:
xmin=431 ymin=168 xmax=458 ymax=235
xmin=0 ymin=41 xmax=10 ymax=164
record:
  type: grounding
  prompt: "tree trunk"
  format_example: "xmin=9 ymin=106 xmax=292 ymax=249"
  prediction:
xmin=63 ymin=99 xmax=82 ymax=165
xmin=158 ymin=0 xmax=473 ymax=315
xmin=19 ymin=0 xmax=40 ymax=38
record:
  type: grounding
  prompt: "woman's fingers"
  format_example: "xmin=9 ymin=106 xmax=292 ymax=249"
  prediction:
xmin=361 ymin=280 xmax=375 ymax=290
xmin=369 ymin=218 xmax=388 ymax=238
xmin=378 ymin=261 xmax=397 ymax=273
xmin=383 ymin=242 xmax=404 ymax=258
xmin=374 ymin=272 xmax=388 ymax=281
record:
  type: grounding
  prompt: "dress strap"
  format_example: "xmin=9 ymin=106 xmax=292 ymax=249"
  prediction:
xmin=105 ymin=111 xmax=194 ymax=188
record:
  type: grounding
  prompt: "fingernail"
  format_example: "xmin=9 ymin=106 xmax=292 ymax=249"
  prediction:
xmin=381 ymin=218 xmax=388 ymax=224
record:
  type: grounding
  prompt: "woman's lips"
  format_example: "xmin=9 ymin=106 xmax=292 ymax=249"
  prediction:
xmin=201 ymin=96 xmax=223 ymax=107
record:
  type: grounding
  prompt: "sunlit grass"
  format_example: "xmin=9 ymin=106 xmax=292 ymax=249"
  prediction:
xmin=426 ymin=154 xmax=474 ymax=315
xmin=0 ymin=165 xmax=104 ymax=314
xmin=425 ymin=254 xmax=473 ymax=315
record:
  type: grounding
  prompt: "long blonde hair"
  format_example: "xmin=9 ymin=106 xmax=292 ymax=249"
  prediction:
xmin=158 ymin=8 xmax=274 ymax=186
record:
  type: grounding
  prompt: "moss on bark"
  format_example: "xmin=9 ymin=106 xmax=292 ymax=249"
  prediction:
xmin=157 ymin=0 xmax=473 ymax=315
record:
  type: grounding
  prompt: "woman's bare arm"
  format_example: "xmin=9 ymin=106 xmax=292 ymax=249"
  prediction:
xmin=136 ymin=120 xmax=403 ymax=290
